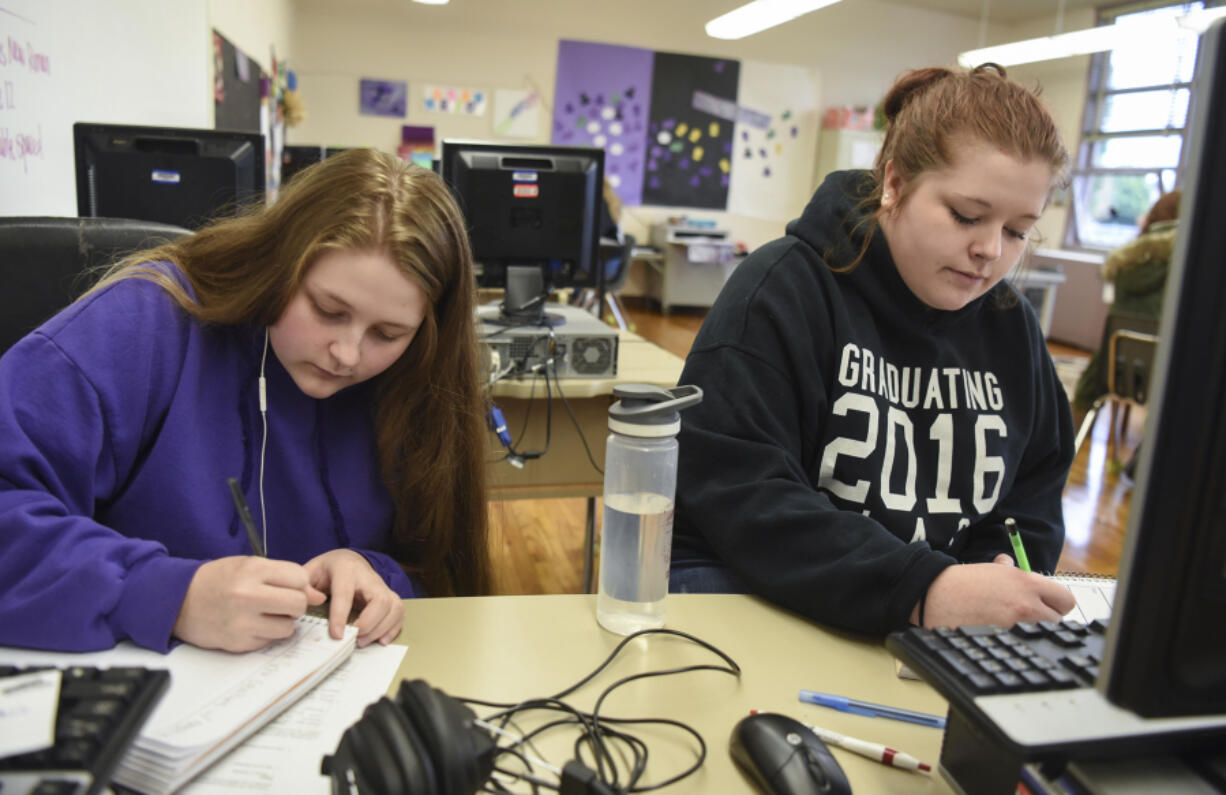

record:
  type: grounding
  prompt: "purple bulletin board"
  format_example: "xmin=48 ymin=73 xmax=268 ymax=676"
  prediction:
xmin=552 ymin=40 xmax=654 ymax=207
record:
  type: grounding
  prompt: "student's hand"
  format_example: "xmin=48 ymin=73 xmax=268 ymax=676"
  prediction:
xmin=302 ymin=549 xmax=405 ymax=648
xmin=913 ymin=556 xmax=1076 ymax=628
xmin=173 ymin=556 xmax=327 ymax=652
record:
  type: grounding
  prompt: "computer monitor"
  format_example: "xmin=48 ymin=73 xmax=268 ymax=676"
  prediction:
xmin=439 ymin=140 xmax=604 ymax=327
xmin=281 ymin=144 xmax=325 ymax=186
xmin=1097 ymin=17 xmax=1226 ymax=719
xmin=74 ymin=122 xmax=265 ymax=230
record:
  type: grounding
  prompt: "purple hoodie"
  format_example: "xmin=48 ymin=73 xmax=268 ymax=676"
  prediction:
xmin=0 ymin=266 xmax=419 ymax=653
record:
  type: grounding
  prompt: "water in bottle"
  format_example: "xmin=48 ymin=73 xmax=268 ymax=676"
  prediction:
xmin=596 ymin=491 xmax=674 ymax=635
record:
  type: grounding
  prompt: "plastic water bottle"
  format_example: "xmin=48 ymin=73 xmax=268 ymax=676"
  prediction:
xmin=596 ymin=384 xmax=703 ymax=635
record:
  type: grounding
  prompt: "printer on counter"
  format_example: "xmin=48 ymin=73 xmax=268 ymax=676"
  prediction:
xmin=649 ymin=221 xmax=736 ymax=264
xmin=646 ymin=221 xmax=739 ymax=312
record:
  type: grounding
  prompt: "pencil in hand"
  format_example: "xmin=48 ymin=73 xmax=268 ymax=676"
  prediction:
xmin=227 ymin=477 xmax=266 ymax=557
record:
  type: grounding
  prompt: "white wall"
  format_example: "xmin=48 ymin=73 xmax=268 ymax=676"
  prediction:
xmin=1007 ymin=8 xmax=1098 ymax=249
xmin=286 ymin=0 xmax=1000 ymax=250
xmin=0 ymin=0 xmax=211 ymax=216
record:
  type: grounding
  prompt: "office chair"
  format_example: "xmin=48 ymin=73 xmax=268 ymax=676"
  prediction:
xmin=1072 ymin=312 xmax=1161 ymax=468
xmin=570 ymin=233 xmax=635 ymax=331
xmin=0 ymin=216 xmax=191 ymax=354
xmin=597 ymin=232 xmax=636 ymax=330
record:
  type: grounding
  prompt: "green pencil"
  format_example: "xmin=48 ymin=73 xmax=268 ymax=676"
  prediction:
xmin=1006 ymin=518 xmax=1031 ymax=572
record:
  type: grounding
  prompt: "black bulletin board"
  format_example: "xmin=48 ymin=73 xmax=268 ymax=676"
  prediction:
xmin=213 ymin=30 xmax=265 ymax=133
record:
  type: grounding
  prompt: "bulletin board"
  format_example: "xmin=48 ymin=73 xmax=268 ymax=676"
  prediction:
xmin=552 ymin=39 xmax=820 ymax=217
xmin=213 ymin=30 xmax=265 ymax=133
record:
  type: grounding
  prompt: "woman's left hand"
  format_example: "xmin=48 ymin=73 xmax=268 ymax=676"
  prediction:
xmin=303 ymin=549 xmax=405 ymax=647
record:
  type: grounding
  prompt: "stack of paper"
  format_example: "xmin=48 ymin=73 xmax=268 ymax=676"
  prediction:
xmin=111 ymin=615 xmax=356 ymax=795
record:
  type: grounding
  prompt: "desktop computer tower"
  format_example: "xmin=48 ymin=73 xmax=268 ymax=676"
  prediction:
xmin=477 ymin=304 xmax=618 ymax=380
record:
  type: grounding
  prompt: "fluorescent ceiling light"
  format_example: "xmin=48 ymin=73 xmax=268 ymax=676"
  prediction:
xmin=412 ymin=0 xmax=449 ymax=5
xmin=1178 ymin=7 xmax=1226 ymax=32
xmin=958 ymin=7 xmax=1226 ymax=68
xmin=705 ymin=0 xmax=842 ymax=40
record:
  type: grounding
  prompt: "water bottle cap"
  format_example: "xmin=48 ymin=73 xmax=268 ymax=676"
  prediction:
xmin=608 ymin=384 xmax=703 ymax=437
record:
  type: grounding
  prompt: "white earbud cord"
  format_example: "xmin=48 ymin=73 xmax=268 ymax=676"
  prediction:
xmin=258 ymin=329 xmax=270 ymax=557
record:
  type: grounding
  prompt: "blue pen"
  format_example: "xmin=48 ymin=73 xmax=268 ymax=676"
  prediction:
xmin=799 ymin=690 xmax=947 ymax=729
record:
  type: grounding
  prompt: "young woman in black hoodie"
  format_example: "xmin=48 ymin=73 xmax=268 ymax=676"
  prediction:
xmin=671 ymin=64 xmax=1077 ymax=636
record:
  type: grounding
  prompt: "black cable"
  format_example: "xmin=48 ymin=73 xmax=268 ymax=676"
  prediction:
xmin=549 ymin=360 xmax=605 ymax=476
xmin=489 ymin=332 xmax=556 ymax=465
xmin=456 ymin=629 xmax=741 ymax=794
xmin=510 ymin=372 xmax=538 ymax=449
xmin=551 ymin=629 xmax=741 ymax=701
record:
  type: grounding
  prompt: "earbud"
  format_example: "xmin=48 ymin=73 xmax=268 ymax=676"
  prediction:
xmin=259 ymin=329 xmax=269 ymax=414
xmin=257 ymin=329 xmax=270 ymax=555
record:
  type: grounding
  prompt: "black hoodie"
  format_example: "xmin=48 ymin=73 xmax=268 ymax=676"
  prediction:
xmin=672 ymin=170 xmax=1074 ymax=637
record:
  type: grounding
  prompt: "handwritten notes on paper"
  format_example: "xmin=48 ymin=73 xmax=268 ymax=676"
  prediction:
xmin=0 ymin=668 xmax=60 ymax=758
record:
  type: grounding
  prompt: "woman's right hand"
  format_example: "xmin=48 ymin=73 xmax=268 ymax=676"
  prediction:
xmin=914 ymin=555 xmax=1076 ymax=628
xmin=172 ymin=556 xmax=327 ymax=652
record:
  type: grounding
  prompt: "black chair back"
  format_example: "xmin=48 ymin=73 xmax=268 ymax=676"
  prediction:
xmin=0 ymin=216 xmax=190 ymax=354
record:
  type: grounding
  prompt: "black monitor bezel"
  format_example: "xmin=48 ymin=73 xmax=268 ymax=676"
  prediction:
xmin=73 ymin=122 xmax=266 ymax=229
xmin=438 ymin=139 xmax=605 ymax=295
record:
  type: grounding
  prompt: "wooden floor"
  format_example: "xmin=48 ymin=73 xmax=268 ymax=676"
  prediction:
xmin=487 ymin=300 xmax=1136 ymax=595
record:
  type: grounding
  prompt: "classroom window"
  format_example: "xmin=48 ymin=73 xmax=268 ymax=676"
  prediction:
xmin=1064 ymin=1 xmax=1217 ymax=251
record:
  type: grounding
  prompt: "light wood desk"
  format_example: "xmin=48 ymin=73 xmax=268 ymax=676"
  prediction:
xmin=388 ymin=594 xmax=955 ymax=794
xmin=487 ymin=329 xmax=685 ymax=591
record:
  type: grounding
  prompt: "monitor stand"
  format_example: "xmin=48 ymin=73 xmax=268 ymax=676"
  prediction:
xmin=489 ymin=264 xmax=565 ymax=328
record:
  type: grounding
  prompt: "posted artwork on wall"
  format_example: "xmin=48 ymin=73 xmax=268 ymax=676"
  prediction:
xmin=422 ymin=85 xmax=487 ymax=115
xmin=726 ymin=61 xmax=821 ymax=221
xmin=642 ymin=51 xmax=738 ymax=209
xmin=552 ymin=40 xmax=654 ymax=207
xmin=493 ymin=89 xmax=541 ymax=138
xmin=398 ymin=125 xmax=435 ymax=169
xmin=359 ymin=78 xmax=407 ymax=118
xmin=553 ymin=39 xmax=817 ymax=215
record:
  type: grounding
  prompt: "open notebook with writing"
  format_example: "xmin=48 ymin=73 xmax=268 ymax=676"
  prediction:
xmin=896 ymin=572 xmax=1117 ymax=679
xmin=1052 ymin=572 xmax=1116 ymax=624
xmin=0 ymin=614 xmax=356 ymax=794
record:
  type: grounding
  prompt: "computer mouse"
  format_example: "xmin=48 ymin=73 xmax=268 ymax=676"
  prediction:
xmin=730 ymin=712 xmax=852 ymax=795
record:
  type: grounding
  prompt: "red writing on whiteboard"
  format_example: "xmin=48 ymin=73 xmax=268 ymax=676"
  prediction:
xmin=4 ymin=36 xmax=24 ymax=67
xmin=1 ymin=37 xmax=48 ymax=73
xmin=0 ymin=124 xmax=44 ymax=173
xmin=28 ymin=46 xmax=50 ymax=75
xmin=0 ymin=81 xmax=12 ymax=110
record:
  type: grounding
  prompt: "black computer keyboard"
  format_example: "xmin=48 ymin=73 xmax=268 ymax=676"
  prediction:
xmin=0 ymin=664 xmax=169 ymax=795
xmin=888 ymin=618 xmax=1108 ymax=699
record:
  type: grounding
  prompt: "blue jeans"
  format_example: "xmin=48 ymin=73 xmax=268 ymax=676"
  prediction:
xmin=669 ymin=561 xmax=752 ymax=594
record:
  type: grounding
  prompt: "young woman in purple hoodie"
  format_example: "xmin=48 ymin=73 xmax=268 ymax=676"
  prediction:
xmin=0 ymin=148 xmax=490 ymax=653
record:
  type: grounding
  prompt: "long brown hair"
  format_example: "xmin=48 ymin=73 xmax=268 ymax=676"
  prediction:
xmin=833 ymin=63 xmax=1069 ymax=272
xmin=88 ymin=148 xmax=491 ymax=596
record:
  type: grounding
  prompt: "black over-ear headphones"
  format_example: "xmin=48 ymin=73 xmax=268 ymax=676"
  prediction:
xmin=321 ymin=678 xmax=495 ymax=795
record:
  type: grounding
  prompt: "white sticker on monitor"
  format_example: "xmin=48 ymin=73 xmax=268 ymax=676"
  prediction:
xmin=151 ymin=170 xmax=181 ymax=184
xmin=511 ymin=171 xmax=538 ymax=182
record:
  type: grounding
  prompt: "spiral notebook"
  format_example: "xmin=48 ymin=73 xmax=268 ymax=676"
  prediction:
xmin=1052 ymin=572 xmax=1117 ymax=624
xmin=0 ymin=614 xmax=356 ymax=794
